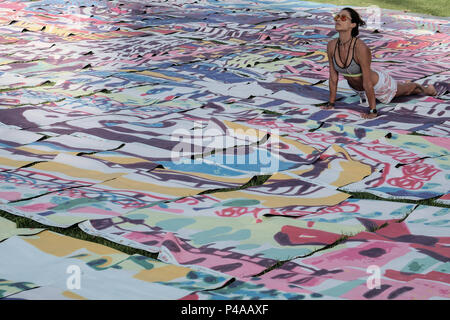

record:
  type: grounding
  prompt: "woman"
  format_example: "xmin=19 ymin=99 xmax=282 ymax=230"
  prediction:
xmin=323 ymin=7 xmax=437 ymax=119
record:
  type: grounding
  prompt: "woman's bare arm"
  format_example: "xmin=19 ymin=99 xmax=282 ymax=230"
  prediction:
xmin=325 ymin=40 xmax=339 ymax=108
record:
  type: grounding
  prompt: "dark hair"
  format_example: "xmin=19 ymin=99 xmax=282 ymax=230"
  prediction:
xmin=343 ymin=7 xmax=366 ymax=37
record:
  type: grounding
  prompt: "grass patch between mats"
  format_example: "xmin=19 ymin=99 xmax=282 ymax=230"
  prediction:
xmin=306 ymin=0 xmax=450 ymax=17
xmin=0 ymin=210 xmax=159 ymax=259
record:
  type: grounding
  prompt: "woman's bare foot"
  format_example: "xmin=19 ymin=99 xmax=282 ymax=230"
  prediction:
xmin=424 ymin=84 xmax=437 ymax=96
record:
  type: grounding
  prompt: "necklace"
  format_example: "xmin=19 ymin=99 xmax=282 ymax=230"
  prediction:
xmin=336 ymin=37 xmax=354 ymax=69
xmin=338 ymin=37 xmax=353 ymax=46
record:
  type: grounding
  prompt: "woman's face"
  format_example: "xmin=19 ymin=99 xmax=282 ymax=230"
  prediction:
xmin=334 ymin=10 xmax=354 ymax=32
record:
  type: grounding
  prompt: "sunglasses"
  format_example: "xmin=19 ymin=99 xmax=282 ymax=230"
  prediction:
xmin=334 ymin=14 xmax=351 ymax=22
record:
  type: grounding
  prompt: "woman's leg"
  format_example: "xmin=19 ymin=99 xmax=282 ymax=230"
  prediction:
xmin=395 ymin=81 xmax=436 ymax=98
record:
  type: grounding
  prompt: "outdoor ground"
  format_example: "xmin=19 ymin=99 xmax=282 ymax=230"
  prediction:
xmin=0 ymin=0 xmax=448 ymax=300
xmin=310 ymin=0 xmax=450 ymax=17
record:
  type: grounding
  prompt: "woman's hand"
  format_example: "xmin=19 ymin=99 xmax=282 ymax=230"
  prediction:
xmin=361 ymin=108 xmax=377 ymax=119
xmin=321 ymin=102 xmax=335 ymax=110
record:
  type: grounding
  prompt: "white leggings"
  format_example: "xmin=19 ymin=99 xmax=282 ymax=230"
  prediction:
xmin=352 ymin=69 xmax=398 ymax=105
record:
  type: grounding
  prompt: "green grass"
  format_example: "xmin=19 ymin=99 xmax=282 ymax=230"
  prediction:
xmin=306 ymin=0 xmax=450 ymax=17
xmin=1 ymin=177 xmax=447 ymax=260
xmin=0 ymin=158 xmax=448 ymax=285
xmin=0 ymin=80 xmax=55 ymax=93
xmin=0 ymin=210 xmax=159 ymax=259
xmin=342 ymin=191 xmax=450 ymax=208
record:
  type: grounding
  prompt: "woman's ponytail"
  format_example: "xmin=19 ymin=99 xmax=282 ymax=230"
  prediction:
xmin=343 ymin=7 xmax=366 ymax=37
